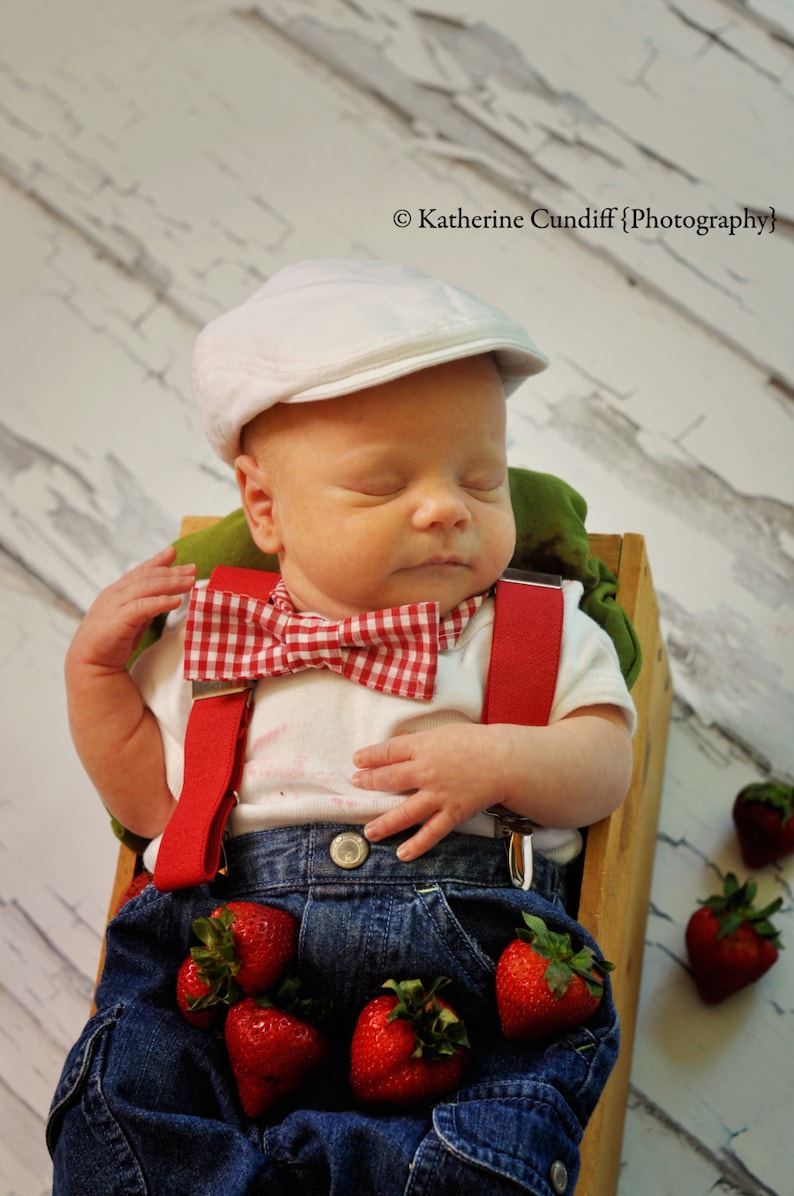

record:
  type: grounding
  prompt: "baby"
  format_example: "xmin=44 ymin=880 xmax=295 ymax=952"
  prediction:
xmin=50 ymin=259 xmax=634 ymax=1196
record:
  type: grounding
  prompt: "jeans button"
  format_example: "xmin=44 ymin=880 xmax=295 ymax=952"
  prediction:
xmin=549 ymin=1160 xmax=569 ymax=1192
xmin=329 ymin=831 xmax=370 ymax=869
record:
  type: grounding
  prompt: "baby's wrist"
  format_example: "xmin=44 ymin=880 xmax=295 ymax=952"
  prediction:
xmin=486 ymin=723 xmax=533 ymax=806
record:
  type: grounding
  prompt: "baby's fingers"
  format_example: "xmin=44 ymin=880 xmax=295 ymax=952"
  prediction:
xmin=364 ymin=800 xmax=456 ymax=860
xmin=74 ymin=549 xmax=196 ymax=669
xmin=123 ymin=546 xmax=195 ymax=595
xmin=113 ymin=549 xmax=195 ymax=612
xmin=351 ymin=738 xmax=419 ymax=793
xmin=146 ymin=544 xmax=179 ymax=569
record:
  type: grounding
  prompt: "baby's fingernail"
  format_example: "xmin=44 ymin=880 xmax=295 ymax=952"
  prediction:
xmin=396 ymin=843 xmax=412 ymax=861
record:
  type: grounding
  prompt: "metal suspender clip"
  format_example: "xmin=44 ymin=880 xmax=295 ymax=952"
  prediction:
xmin=500 ymin=567 xmax=562 ymax=590
xmin=486 ymin=805 xmax=539 ymax=891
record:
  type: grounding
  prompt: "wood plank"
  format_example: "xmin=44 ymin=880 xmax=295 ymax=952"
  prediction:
xmin=0 ymin=1026 xmax=56 ymax=1196
xmin=0 ymin=550 xmax=117 ymax=1195
xmin=178 ymin=514 xmax=222 ymax=538
xmin=91 ymin=844 xmax=138 ymax=1008
xmin=262 ymin=0 xmax=794 ymax=387
xmin=624 ymin=707 xmax=794 ymax=1194
xmin=1 ymin=2 xmax=790 ymax=777
xmin=587 ymin=532 xmax=620 ymax=576
xmin=577 ymin=535 xmax=672 ymax=1196
xmin=1 ymin=4 xmax=788 ymax=1189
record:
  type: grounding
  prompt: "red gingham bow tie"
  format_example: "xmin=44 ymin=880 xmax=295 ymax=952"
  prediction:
xmin=184 ymin=579 xmax=484 ymax=701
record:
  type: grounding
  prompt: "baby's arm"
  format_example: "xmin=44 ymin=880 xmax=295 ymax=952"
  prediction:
xmin=352 ymin=707 xmax=632 ymax=861
xmin=65 ymin=546 xmax=196 ymax=839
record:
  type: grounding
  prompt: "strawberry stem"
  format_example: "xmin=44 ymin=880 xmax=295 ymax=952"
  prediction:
xmin=189 ymin=905 xmax=243 ymax=1007
xmin=381 ymin=978 xmax=470 ymax=1059
xmin=253 ymin=973 xmax=333 ymax=1026
xmin=736 ymin=782 xmax=794 ymax=828
xmin=514 ymin=912 xmax=615 ymax=1001
xmin=699 ymin=873 xmax=783 ymax=946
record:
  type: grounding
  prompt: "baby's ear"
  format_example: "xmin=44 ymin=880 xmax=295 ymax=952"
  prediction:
xmin=235 ymin=455 xmax=283 ymax=554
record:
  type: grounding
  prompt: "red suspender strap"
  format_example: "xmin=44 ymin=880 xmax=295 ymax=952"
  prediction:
xmin=484 ymin=569 xmax=564 ymax=888
xmin=153 ymin=567 xmax=280 ymax=892
xmin=484 ymin=569 xmax=564 ymax=727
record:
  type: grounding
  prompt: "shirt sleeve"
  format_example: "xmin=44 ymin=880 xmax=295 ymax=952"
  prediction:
xmin=549 ymin=580 xmax=637 ymax=734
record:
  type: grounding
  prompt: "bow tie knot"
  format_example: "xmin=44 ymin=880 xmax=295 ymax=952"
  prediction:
xmin=183 ymin=580 xmax=483 ymax=701
xmin=261 ymin=601 xmax=439 ymax=697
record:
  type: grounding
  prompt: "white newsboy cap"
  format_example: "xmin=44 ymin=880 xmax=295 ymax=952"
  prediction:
xmin=192 ymin=258 xmax=549 ymax=464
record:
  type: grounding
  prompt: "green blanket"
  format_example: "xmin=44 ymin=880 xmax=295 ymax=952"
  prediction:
xmin=116 ymin=466 xmax=641 ymax=850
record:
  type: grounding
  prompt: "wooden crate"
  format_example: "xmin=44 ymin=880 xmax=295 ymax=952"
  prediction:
xmin=95 ymin=527 xmax=672 ymax=1195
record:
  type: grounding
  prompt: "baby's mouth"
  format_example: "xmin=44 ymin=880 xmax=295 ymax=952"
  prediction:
xmin=413 ymin=556 xmax=466 ymax=568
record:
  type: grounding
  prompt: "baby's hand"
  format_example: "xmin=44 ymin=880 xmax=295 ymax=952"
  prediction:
xmin=69 ymin=546 xmax=196 ymax=673
xmin=352 ymin=724 xmax=509 ymax=861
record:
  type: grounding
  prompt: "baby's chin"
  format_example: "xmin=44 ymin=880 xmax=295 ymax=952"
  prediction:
xmin=383 ymin=570 xmax=495 ymax=615
xmin=292 ymin=564 xmax=499 ymax=617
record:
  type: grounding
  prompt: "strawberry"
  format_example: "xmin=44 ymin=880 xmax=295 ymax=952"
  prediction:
xmin=175 ymin=902 xmax=298 ymax=1026
xmin=113 ymin=869 xmax=152 ymax=915
xmin=175 ymin=955 xmax=224 ymax=1030
xmin=495 ymin=912 xmax=614 ymax=1043
xmin=224 ymin=975 xmax=330 ymax=1118
xmin=190 ymin=902 xmax=299 ymax=1005
xmin=732 ymin=782 xmax=794 ymax=869
xmin=685 ymin=873 xmax=783 ymax=1004
xmin=349 ymin=977 xmax=470 ymax=1108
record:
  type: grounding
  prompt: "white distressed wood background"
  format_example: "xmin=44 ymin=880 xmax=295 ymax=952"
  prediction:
xmin=1 ymin=2 xmax=792 ymax=1192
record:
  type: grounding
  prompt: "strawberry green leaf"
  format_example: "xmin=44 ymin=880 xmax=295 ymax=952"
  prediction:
xmin=514 ymin=911 xmax=615 ymax=1000
xmin=253 ymin=973 xmax=333 ymax=1025
xmin=700 ymin=873 xmax=784 ymax=948
xmin=187 ymin=907 xmax=243 ymax=1006
xmin=381 ymin=977 xmax=470 ymax=1058
xmin=737 ymin=782 xmax=794 ymax=827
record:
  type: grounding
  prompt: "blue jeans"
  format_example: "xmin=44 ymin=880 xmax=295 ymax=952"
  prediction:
xmin=48 ymin=826 xmax=619 ymax=1195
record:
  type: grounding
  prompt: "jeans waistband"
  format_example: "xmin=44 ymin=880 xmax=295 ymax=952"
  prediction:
xmin=216 ymin=824 xmax=561 ymax=897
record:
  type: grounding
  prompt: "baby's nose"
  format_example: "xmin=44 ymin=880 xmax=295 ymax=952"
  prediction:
xmin=413 ymin=484 xmax=470 ymax=528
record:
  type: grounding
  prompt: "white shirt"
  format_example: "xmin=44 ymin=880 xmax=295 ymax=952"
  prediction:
xmin=134 ymin=579 xmax=635 ymax=870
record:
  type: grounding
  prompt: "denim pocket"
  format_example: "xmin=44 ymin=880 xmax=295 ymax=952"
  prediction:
xmin=410 ymin=883 xmax=619 ymax=1129
xmin=429 ymin=1079 xmax=584 ymax=1195
xmin=47 ymin=1003 xmax=149 ymax=1196
xmin=413 ymin=884 xmax=498 ymax=974
xmin=47 ymin=1004 xmax=124 ymax=1153
xmin=411 ymin=883 xmax=571 ymax=1003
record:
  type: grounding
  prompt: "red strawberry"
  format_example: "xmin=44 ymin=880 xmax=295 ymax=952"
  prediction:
xmin=189 ymin=902 xmax=298 ymax=1005
xmin=733 ymin=782 xmax=794 ymax=868
xmin=212 ymin=902 xmax=299 ymax=995
xmin=349 ymin=978 xmax=470 ymax=1108
xmin=685 ymin=873 xmax=783 ymax=1004
xmin=224 ymin=976 xmax=330 ymax=1118
xmin=176 ymin=902 xmax=298 ymax=1025
xmin=113 ymin=869 xmax=152 ymax=915
xmin=495 ymin=912 xmax=614 ymax=1043
xmin=175 ymin=955 xmax=224 ymax=1030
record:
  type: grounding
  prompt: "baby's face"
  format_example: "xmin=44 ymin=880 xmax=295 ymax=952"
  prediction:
xmin=238 ymin=356 xmax=516 ymax=618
